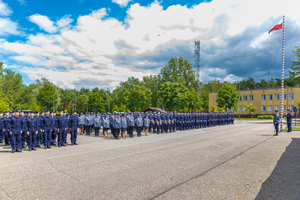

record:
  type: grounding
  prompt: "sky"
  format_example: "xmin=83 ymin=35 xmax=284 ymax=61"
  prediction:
xmin=0 ymin=0 xmax=299 ymax=90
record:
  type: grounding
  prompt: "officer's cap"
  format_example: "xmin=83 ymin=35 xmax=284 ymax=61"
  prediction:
xmin=5 ymin=111 xmax=9 ymax=114
xmin=34 ymin=111 xmax=38 ymax=114
xmin=45 ymin=110 xmax=49 ymax=112
xmin=275 ymin=110 xmax=278 ymax=112
xmin=41 ymin=111 xmax=44 ymax=113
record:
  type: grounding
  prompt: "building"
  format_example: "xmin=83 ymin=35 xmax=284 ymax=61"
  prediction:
xmin=209 ymin=86 xmax=300 ymax=115
xmin=142 ymin=107 xmax=165 ymax=113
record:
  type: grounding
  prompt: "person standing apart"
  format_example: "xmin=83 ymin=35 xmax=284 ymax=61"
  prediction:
xmin=69 ymin=110 xmax=79 ymax=145
xmin=273 ymin=110 xmax=280 ymax=136
xmin=286 ymin=109 xmax=293 ymax=132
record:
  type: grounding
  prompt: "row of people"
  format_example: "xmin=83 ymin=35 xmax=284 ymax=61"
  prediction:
xmin=76 ymin=111 xmax=235 ymax=139
xmin=0 ymin=110 xmax=79 ymax=153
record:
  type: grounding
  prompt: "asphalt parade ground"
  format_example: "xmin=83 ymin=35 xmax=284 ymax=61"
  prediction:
xmin=0 ymin=121 xmax=299 ymax=200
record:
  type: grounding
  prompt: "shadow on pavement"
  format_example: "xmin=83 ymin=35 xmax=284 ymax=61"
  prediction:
xmin=255 ymin=138 xmax=300 ymax=200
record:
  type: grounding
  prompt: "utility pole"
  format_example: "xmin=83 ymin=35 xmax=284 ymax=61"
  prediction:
xmin=107 ymin=88 xmax=110 ymax=112
xmin=53 ymin=93 xmax=55 ymax=112
xmin=194 ymin=40 xmax=200 ymax=93
xmin=238 ymin=80 xmax=240 ymax=120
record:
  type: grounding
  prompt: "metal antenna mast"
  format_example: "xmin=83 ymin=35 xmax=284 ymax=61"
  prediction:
xmin=194 ymin=40 xmax=200 ymax=93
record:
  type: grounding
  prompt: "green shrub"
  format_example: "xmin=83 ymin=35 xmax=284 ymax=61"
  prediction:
xmin=257 ymin=115 xmax=274 ymax=119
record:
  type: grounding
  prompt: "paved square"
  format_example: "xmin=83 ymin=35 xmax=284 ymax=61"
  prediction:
xmin=0 ymin=121 xmax=298 ymax=200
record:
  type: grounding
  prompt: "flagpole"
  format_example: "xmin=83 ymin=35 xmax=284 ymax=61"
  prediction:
xmin=280 ymin=15 xmax=285 ymax=131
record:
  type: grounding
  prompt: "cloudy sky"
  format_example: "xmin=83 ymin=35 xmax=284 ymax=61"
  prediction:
xmin=0 ymin=0 xmax=299 ymax=90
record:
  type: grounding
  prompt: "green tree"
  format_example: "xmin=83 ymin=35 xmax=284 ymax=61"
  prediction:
xmin=143 ymin=74 xmax=162 ymax=107
xmin=36 ymin=82 xmax=58 ymax=110
xmin=288 ymin=46 xmax=300 ymax=85
xmin=160 ymin=57 xmax=196 ymax=89
xmin=77 ymin=94 xmax=88 ymax=113
xmin=216 ymin=83 xmax=239 ymax=111
xmin=124 ymin=85 xmax=152 ymax=111
xmin=246 ymin=103 xmax=257 ymax=118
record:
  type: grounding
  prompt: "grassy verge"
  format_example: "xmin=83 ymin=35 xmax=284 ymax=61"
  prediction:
xmin=236 ymin=118 xmax=271 ymax=120
xmin=283 ymin=127 xmax=300 ymax=131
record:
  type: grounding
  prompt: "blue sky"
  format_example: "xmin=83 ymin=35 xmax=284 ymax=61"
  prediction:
xmin=0 ymin=0 xmax=299 ymax=90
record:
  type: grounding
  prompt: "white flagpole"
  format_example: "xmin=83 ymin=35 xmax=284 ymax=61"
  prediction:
xmin=280 ymin=15 xmax=285 ymax=131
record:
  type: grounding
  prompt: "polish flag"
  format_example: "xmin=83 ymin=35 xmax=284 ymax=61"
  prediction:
xmin=268 ymin=19 xmax=283 ymax=34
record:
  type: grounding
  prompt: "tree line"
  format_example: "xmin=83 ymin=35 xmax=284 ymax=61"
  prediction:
xmin=0 ymin=46 xmax=299 ymax=114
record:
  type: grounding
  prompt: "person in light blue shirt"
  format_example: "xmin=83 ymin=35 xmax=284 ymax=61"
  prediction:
xmin=102 ymin=115 xmax=110 ymax=137
xmin=78 ymin=113 xmax=85 ymax=135
xmin=121 ymin=114 xmax=127 ymax=139
xmin=144 ymin=115 xmax=150 ymax=136
xmin=113 ymin=113 xmax=121 ymax=139
xmin=93 ymin=114 xmax=101 ymax=136
xmin=273 ymin=110 xmax=280 ymax=136
xmin=136 ymin=114 xmax=143 ymax=137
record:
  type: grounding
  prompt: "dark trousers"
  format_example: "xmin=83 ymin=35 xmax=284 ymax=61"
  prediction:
xmin=61 ymin=128 xmax=67 ymax=144
xmin=5 ymin=129 xmax=11 ymax=145
xmin=57 ymin=128 xmax=64 ymax=146
xmin=0 ymin=129 xmax=3 ymax=142
xmin=274 ymin=124 xmax=279 ymax=134
xmin=128 ymin=126 xmax=133 ymax=137
xmin=71 ymin=127 xmax=78 ymax=143
xmin=36 ymin=130 xmax=42 ymax=145
xmin=153 ymin=124 xmax=156 ymax=133
xmin=156 ymin=125 xmax=160 ymax=134
xmin=114 ymin=128 xmax=120 ymax=139
xmin=94 ymin=127 xmax=100 ymax=136
xmin=28 ymin=128 xmax=37 ymax=149
xmin=44 ymin=128 xmax=51 ymax=146
xmin=149 ymin=123 xmax=152 ymax=132
xmin=86 ymin=125 xmax=91 ymax=135
xmin=11 ymin=130 xmax=21 ymax=150
xmin=21 ymin=130 xmax=26 ymax=147
xmin=287 ymin=122 xmax=292 ymax=132
xmin=137 ymin=126 xmax=142 ymax=136
xmin=51 ymin=129 xmax=57 ymax=145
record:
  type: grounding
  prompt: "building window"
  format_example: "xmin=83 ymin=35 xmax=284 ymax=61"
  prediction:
xmin=238 ymin=106 xmax=241 ymax=111
xmin=268 ymin=105 xmax=272 ymax=111
xmin=275 ymin=94 xmax=280 ymax=100
xmin=289 ymin=105 xmax=293 ymax=110
xmin=261 ymin=106 xmax=266 ymax=111
xmin=268 ymin=94 xmax=273 ymax=100
xmin=243 ymin=106 xmax=247 ymax=111
xmin=284 ymin=94 xmax=286 ymax=100
xmin=289 ymin=93 xmax=294 ymax=99
xmin=239 ymin=96 xmax=241 ymax=101
xmin=275 ymin=105 xmax=279 ymax=111
xmin=243 ymin=96 xmax=247 ymax=101
xmin=249 ymin=95 xmax=253 ymax=101
xmin=262 ymin=95 xmax=266 ymax=100
xmin=283 ymin=105 xmax=286 ymax=111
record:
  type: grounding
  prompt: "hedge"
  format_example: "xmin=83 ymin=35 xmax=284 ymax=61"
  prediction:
xmin=257 ymin=115 xmax=274 ymax=119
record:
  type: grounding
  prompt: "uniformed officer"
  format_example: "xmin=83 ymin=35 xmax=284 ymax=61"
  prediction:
xmin=121 ymin=114 xmax=127 ymax=139
xmin=273 ymin=110 xmax=280 ymax=136
xmin=9 ymin=110 xmax=24 ymax=153
xmin=69 ymin=110 xmax=79 ymax=145
xmin=50 ymin=112 xmax=57 ymax=146
xmin=113 ymin=113 xmax=121 ymax=139
xmin=102 ymin=114 xmax=110 ymax=137
xmin=85 ymin=112 xmax=93 ymax=135
xmin=3 ymin=111 xmax=11 ymax=146
xmin=25 ymin=111 xmax=38 ymax=151
xmin=93 ymin=113 xmax=101 ymax=137
xmin=156 ymin=112 xmax=161 ymax=134
xmin=78 ymin=113 xmax=85 ymax=135
xmin=144 ymin=115 xmax=149 ymax=136
xmin=42 ymin=110 xmax=53 ymax=149
xmin=127 ymin=112 xmax=135 ymax=138
xmin=0 ymin=112 xmax=4 ymax=143
xmin=286 ymin=109 xmax=293 ymax=132
xmin=136 ymin=113 xmax=143 ymax=137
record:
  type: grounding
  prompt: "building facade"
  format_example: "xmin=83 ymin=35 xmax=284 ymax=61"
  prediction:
xmin=209 ymin=87 xmax=300 ymax=115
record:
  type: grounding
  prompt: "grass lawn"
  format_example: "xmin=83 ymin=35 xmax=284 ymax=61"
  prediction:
xmin=283 ymin=127 xmax=300 ymax=131
xmin=236 ymin=118 xmax=271 ymax=120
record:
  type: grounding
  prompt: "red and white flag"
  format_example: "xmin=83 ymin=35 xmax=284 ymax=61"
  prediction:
xmin=268 ymin=19 xmax=283 ymax=34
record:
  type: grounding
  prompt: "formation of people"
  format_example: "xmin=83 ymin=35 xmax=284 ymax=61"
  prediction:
xmin=0 ymin=110 xmax=79 ymax=153
xmin=77 ymin=111 xmax=235 ymax=139
xmin=0 ymin=109 xmax=235 ymax=153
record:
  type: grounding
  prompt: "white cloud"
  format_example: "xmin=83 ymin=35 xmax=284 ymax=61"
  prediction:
xmin=17 ymin=0 xmax=26 ymax=6
xmin=0 ymin=0 xmax=299 ymax=89
xmin=28 ymin=14 xmax=57 ymax=33
xmin=0 ymin=0 xmax=12 ymax=16
xmin=0 ymin=18 xmax=21 ymax=35
xmin=56 ymin=15 xmax=73 ymax=28
xmin=112 ymin=0 xmax=132 ymax=7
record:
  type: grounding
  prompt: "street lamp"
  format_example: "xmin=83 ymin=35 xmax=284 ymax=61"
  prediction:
xmin=238 ymin=80 xmax=240 ymax=120
xmin=107 ymin=88 xmax=110 ymax=112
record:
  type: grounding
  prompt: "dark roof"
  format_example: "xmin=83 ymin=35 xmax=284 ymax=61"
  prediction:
xmin=142 ymin=107 xmax=165 ymax=113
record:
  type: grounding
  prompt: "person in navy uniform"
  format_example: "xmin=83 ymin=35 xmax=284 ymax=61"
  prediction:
xmin=93 ymin=113 xmax=101 ymax=137
xmin=55 ymin=110 xmax=68 ymax=147
xmin=0 ymin=112 xmax=4 ymax=143
xmin=42 ymin=110 xmax=53 ymax=149
xmin=35 ymin=111 xmax=42 ymax=147
xmin=113 ymin=113 xmax=121 ymax=139
xmin=152 ymin=112 xmax=157 ymax=133
xmin=121 ymin=114 xmax=127 ymax=139
xmin=69 ymin=110 xmax=79 ymax=145
xmin=156 ymin=112 xmax=161 ymax=134
xmin=8 ymin=110 xmax=24 ymax=153
xmin=3 ymin=111 xmax=10 ymax=146
xmin=25 ymin=111 xmax=38 ymax=151
xmin=286 ymin=109 xmax=293 ymax=132
xmin=273 ymin=110 xmax=280 ymax=136
xmin=50 ymin=112 xmax=57 ymax=146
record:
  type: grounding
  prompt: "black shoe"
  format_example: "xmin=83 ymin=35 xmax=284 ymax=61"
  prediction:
xmin=44 ymin=146 xmax=47 ymax=149
xmin=32 ymin=148 xmax=36 ymax=151
xmin=37 ymin=145 xmax=41 ymax=148
xmin=16 ymin=149 xmax=22 ymax=152
xmin=71 ymin=144 xmax=73 ymax=146
xmin=11 ymin=150 xmax=15 ymax=153
xmin=74 ymin=143 xmax=78 ymax=145
xmin=273 ymin=134 xmax=278 ymax=136
xmin=62 ymin=144 xmax=66 ymax=146
xmin=0 ymin=141 xmax=3 ymax=143
xmin=47 ymin=146 xmax=51 ymax=148
xmin=22 ymin=146 xmax=26 ymax=148
xmin=29 ymin=148 xmax=31 ymax=151
xmin=4 ymin=143 xmax=7 ymax=146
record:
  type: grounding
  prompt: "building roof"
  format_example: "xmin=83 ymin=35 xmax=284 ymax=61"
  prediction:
xmin=209 ymin=86 xmax=300 ymax=93
xmin=142 ymin=107 xmax=165 ymax=113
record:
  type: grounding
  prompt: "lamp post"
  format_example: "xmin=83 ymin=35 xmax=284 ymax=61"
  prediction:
xmin=53 ymin=93 xmax=55 ymax=112
xmin=238 ymin=80 xmax=240 ymax=120
xmin=107 ymin=88 xmax=110 ymax=112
